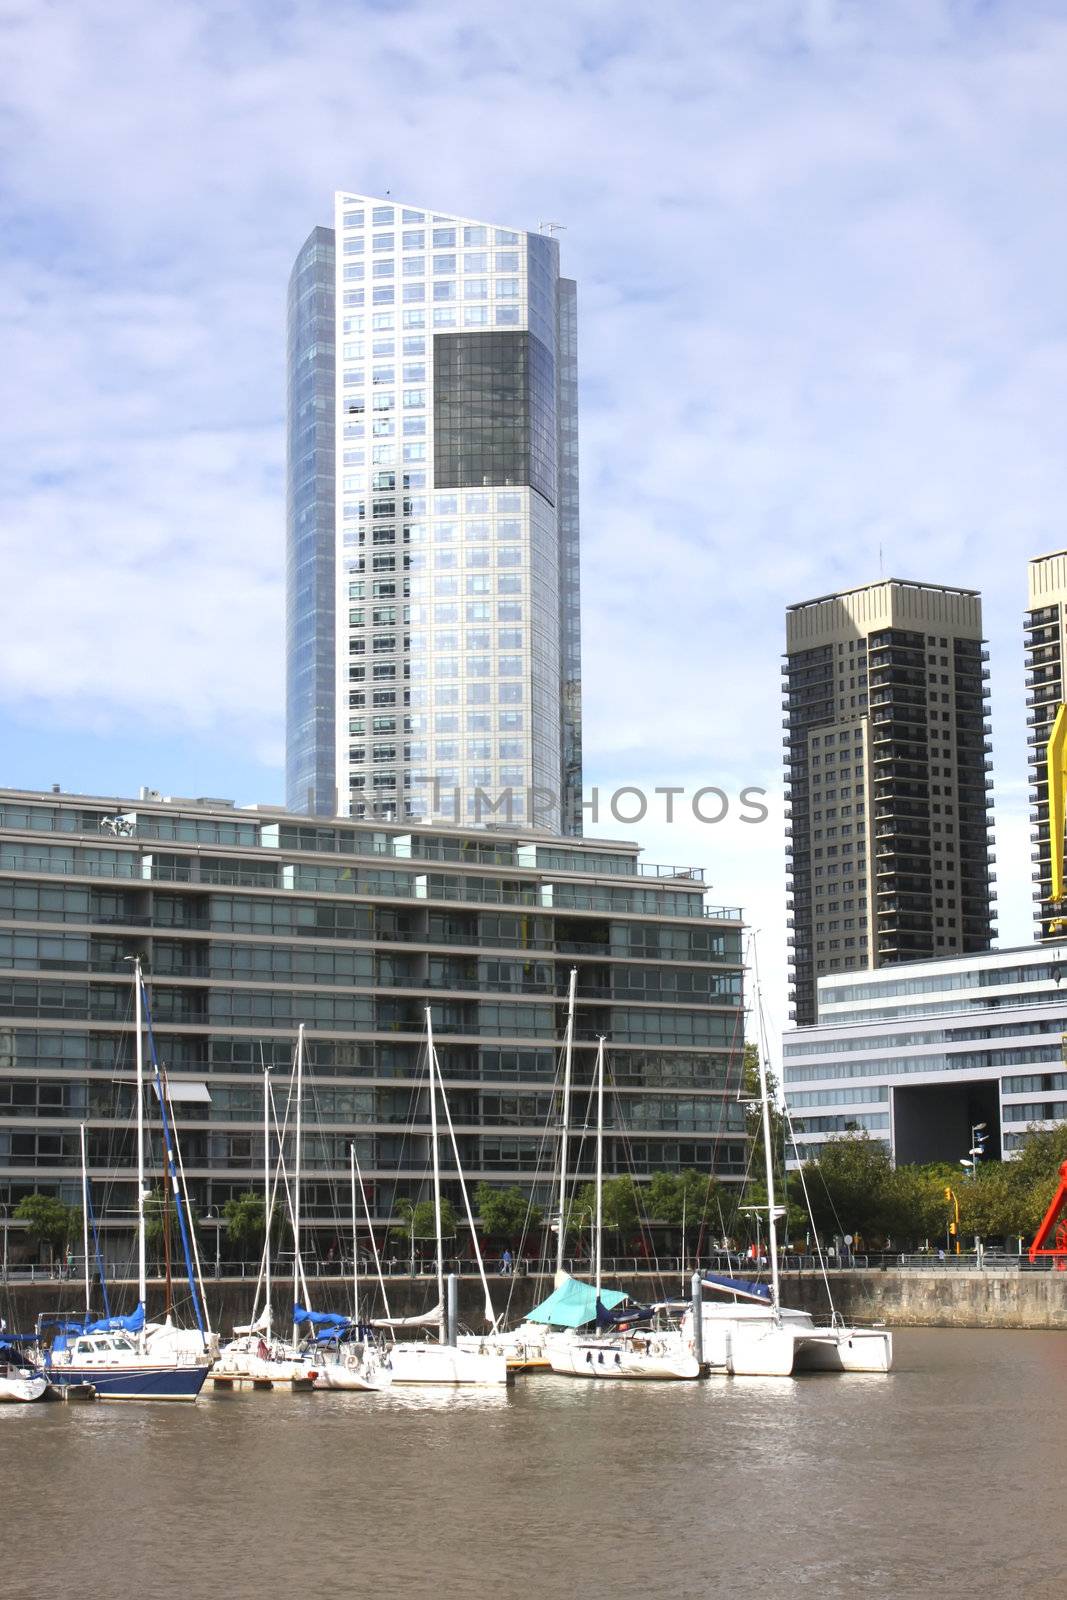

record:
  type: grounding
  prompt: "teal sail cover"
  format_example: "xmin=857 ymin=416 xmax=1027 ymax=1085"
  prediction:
xmin=524 ymin=1276 xmax=627 ymax=1329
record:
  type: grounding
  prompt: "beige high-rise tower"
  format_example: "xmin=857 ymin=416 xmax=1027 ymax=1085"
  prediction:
xmin=784 ymin=580 xmax=996 ymax=1026
xmin=1025 ymin=551 xmax=1067 ymax=939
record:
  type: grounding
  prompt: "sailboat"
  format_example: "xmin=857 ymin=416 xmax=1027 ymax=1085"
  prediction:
xmin=386 ymin=1010 xmax=508 ymax=1387
xmin=303 ymin=1144 xmax=390 ymax=1392
xmin=43 ymin=960 xmax=212 ymax=1401
xmin=546 ymin=1038 xmax=700 ymax=1381
xmin=213 ymin=1029 xmax=319 ymax=1392
xmin=683 ymin=978 xmax=892 ymax=1378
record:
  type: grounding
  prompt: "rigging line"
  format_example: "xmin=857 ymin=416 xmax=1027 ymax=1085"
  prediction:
xmin=781 ymin=1099 xmax=838 ymax=1321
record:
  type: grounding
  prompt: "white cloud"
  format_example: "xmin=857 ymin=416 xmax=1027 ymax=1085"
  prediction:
xmin=3 ymin=0 xmax=1066 ymax=1019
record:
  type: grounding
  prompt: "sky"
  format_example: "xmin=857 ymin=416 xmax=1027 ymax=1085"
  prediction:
xmin=4 ymin=0 xmax=1067 ymax=1043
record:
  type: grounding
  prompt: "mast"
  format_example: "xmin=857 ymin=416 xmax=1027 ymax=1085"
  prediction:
xmin=79 ymin=1123 xmax=91 ymax=1320
xmin=263 ymin=1057 xmax=272 ymax=1343
xmin=555 ymin=967 xmax=577 ymax=1281
xmin=754 ymin=1040 xmax=782 ymax=1321
xmin=751 ymin=939 xmax=782 ymax=1320
xmin=425 ymin=1006 xmax=445 ymax=1344
xmin=350 ymin=1142 xmax=360 ymax=1327
xmin=291 ymin=1025 xmax=304 ymax=1347
xmin=134 ymin=956 xmax=147 ymax=1345
xmin=594 ymin=1036 xmax=605 ymax=1299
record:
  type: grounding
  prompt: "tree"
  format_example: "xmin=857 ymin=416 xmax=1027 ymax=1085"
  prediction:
xmin=742 ymin=1041 xmax=787 ymax=1155
xmin=646 ymin=1169 xmax=720 ymax=1230
xmin=15 ymin=1193 xmax=78 ymax=1264
xmin=570 ymin=1175 xmax=639 ymax=1241
xmin=475 ymin=1183 xmax=542 ymax=1240
xmin=801 ymin=1133 xmax=896 ymax=1243
xmin=224 ymin=1191 xmax=267 ymax=1260
xmin=393 ymin=1197 xmax=458 ymax=1246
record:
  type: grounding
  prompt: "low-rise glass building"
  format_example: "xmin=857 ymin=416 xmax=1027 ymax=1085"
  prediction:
xmin=0 ymin=788 xmax=746 ymax=1261
xmin=783 ymin=943 xmax=1067 ymax=1166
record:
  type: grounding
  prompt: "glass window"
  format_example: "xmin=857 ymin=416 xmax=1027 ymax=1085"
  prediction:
xmin=402 ymin=209 xmax=424 ymax=223
xmin=343 ymin=209 xmax=365 ymax=228
xmin=495 ymin=229 xmax=519 ymax=245
xmin=343 ymin=290 xmax=364 ymax=307
xmin=464 ymin=278 xmax=488 ymax=299
xmin=433 ymin=254 xmax=456 ymax=274
xmin=403 ymin=418 xmax=426 ymax=436
xmin=343 ymin=264 xmax=364 ymax=281
xmin=403 ymin=363 xmax=426 ymax=382
xmin=496 ymin=278 xmax=519 ymax=298
xmin=372 ymin=259 xmax=394 ymax=278
xmin=467 ymin=655 xmax=491 ymax=676
xmin=468 ymin=710 xmax=491 ymax=729
xmin=498 ymin=628 xmax=522 ymax=649
xmin=464 ymin=307 xmax=489 ymax=326
xmin=403 ymin=230 xmax=425 ymax=250
xmin=402 ymin=283 xmax=425 ymax=302
xmin=373 ymin=206 xmax=395 ymax=224
xmin=464 ymin=225 xmax=488 ymax=246
xmin=467 ymin=548 xmax=490 ymax=567
xmin=373 ymin=338 xmax=394 ymax=356
xmin=403 ymin=338 xmax=426 ymax=356
xmin=433 ymin=309 xmax=456 ymax=327
xmin=373 ymin=232 xmax=395 ymax=251
xmin=495 ymin=306 xmax=520 ymax=325
xmin=499 ymin=711 xmax=524 ymax=730
xmin=433 ymin=227 xmax=456 ymax=247
xmin=464 ymin=252 xmax=488 ymax=272
xmin=498 ymin=546 xmax=521 ymax=565
xmin=499 ymin=683 xmax=523 ymax=703
xmin=499 ymin=739 xmax=525 ymax=758
xmin=495 ymin=251 xmax=520 ymax=271
xmin=404 ymin=389 xmax=426 ymax=407
xmin=343 ymin=237 xmax=365 ymax=254
xmin=467 ymin=628 xmax=491 ymax=648
xmin=402 ymin=311 xmax=426 ymax=329
xmin=499 ymin=656 xmax=522 ymax=675
xmin=372 ymin=313 xmax=395 ymax=330
xmin=402 ymin=256 xmax=425 ymax=275
xmin=433 ymin=280 xmax=456 ymax=301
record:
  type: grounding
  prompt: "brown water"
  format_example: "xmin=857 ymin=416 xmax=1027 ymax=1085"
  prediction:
xmin=1 ymin=1330 xmax=1064 ymax=1600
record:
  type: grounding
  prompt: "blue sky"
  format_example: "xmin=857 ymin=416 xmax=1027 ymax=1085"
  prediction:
xmin=4 ymin=0 xmax=1067 ymax=1028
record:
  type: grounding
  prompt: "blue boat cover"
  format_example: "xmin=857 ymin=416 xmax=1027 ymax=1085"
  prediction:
xmin=525 ymin=1276 xmax=628 ymax=1328
xmin=85 ymin=1306 xmax=146 ymax=1334
xmin=701 ymin=1273 xmax=772 ymax=1304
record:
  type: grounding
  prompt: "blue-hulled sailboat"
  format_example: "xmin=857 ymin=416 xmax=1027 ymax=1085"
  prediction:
xmin=43 ymin=960 xmax=212 ymax=1402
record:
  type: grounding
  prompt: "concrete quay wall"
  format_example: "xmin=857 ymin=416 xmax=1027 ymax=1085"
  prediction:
xmin=7 ymin=1269 xmax=1067 ymax=1332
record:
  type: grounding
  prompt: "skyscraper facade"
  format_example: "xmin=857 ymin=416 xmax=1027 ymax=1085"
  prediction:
xmin=286 ymin=226 xmax=337 ymax=817
xmin=285 ymin=192 xmax=583 ymax=833
xmin=1025 ymin=549 xmax=1067 ymax=939
xmin=784 ymin=580 xmax=995 ymax=1026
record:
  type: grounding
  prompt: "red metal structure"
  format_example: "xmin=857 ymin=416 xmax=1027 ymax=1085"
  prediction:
xmin=1029 ymin=1160 xmax=1067 ymax=1268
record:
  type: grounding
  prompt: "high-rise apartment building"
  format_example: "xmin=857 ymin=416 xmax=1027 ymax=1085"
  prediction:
xmin=784 ymin=580 xmax=995 ymax=1026
xmin=1025 ymin=551 xmax=1067 ymax=940
xmin=285 ymin=191 xmax=583 ymax=835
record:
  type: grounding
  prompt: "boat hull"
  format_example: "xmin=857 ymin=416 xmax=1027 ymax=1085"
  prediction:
xmin=548 ymin=1337 xmax=700 ymax=1381
xmin=388 ymin=1343 xmax=509 ymax=1386
xmin=46 ymin=1363 xmax=209 ymax=1401
xmin=0 ymin=1372 xmax=48 ymax=1403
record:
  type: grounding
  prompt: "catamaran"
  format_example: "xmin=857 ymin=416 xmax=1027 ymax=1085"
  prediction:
xmin=0 ymin=1335 xmax=47 ymax=1403
xmin=682 ymin=976 xmax=892 ymax=1378
xmin=43 ymin=961 xmax=212 ymax=1401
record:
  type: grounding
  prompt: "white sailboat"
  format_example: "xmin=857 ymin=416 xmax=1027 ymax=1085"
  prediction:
xmin=547 ymin=1038 xmax=700 ymax=1382
xmin=387 ymin=1010 xmax=508 ymax=1387
xmin=311 ymin=1145 xmax=390 ymax=1392
xmin=213 ymin=1030 xmax=319 ymax=1392
xmin=684 ymin=987 xmax=892 ymax=1378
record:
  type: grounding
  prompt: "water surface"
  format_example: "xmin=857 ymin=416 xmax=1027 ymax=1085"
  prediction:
xmin=2 ymin=1330 xmax=1063 ymax=1599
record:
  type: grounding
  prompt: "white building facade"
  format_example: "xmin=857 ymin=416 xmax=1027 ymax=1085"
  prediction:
xmin=782 ymin=943 xmax=1067 ymax=1166
xmin=286 ymin=191 xmax=582 ymax=833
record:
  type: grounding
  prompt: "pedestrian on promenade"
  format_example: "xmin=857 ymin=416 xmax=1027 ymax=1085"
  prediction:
xmin=501 ymin=1248 xmax=513 ymax=1276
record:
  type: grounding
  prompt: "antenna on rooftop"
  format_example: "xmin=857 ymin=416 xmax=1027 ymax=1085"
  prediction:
xmin=539 ymin=221 xmax=566 ymax=235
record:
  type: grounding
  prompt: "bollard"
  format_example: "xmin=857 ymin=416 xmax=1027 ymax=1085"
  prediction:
xmin=446 ymin=1273 xmax=458 ymax=1346
xmin=690 ymin=1272 xmax=704 ymax=1370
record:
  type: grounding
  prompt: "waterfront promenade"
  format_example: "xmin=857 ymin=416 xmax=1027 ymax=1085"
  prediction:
xmin=7 ymin=1262 xmax=1067 ymax=1331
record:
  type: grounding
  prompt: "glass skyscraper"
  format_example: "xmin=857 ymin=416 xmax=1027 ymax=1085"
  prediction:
xmin=285 ymin=192 xmax=583 ymax=834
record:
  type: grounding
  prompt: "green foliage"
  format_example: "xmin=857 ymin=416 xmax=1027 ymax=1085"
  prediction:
xmin=393 ymin=1197 xmax=458 ymax=1244
xmin=645 ymin=1169 xmax=720 ymax=1228
xmin=224 ymin=1191 xmax=266 ymax=1258
xmin=474 ymin=1183 xmax=542 ymax=1240
xmin=14 ymin=1193 xmax=78 ymax=1260
xmin=570 ymin=1175 xmax=639 ymax=1238
xmin=796 ymin=1125 xmax=1067 ymax=1248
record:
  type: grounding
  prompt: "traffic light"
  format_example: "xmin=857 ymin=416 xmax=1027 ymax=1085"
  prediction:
xmin=944 ymin=1187 xmax=952 ymax=1202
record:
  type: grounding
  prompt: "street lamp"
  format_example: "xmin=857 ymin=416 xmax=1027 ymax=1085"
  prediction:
xmin=963 ymin=1122 xmax=989 ymax=1182
xmin=203 ymin=1207 xmax=221 ymax=1278
xmin=0 ymin=1203 xmax=7 ymax=1282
